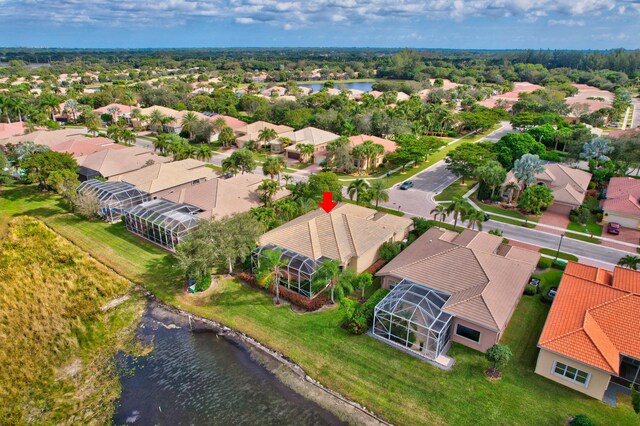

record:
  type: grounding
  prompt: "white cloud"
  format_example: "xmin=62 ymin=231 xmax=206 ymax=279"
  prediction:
xmin=0 ymin=0 xmax=636 ymax=29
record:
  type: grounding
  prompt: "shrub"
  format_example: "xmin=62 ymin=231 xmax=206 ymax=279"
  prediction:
xmin=570 ymin=414 xmax=594 ymax=426
xmin=238 ymin=271 xmax=329 ymax=310
xmin=552 ymin=260 xmax=567 ymax=271
xmin=595 ymin=213 xmax=603 ymax=223
xmin=485 ymin=344 xmax=513 ymax=371
xmin=195 ymin=274 xmax=212 ymax=292
xmin=537 ymin=257 xmax=552 ymax=269
xmin=346 ymin=288 xmax=390 ymax=334
xmin=631 ymin=385 xmax=640 ymax=414
xmin=524 ymin=285 xmax=537 ymax=296
xmin=379 ymin=241 xmax=401 ymax=262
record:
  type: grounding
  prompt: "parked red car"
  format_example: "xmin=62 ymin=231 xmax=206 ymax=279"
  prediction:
xmin=607 ymin=222 xmax=621 ymax=235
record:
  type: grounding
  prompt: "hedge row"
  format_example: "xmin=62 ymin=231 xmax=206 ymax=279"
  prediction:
xmin=237 ymin=272 xmax=329 ymax=311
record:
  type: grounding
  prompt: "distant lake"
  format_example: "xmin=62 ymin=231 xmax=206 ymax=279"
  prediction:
xmin=113 ymin=305 xmax=344 ymax=426
xmin=300 ymin=82 xmax=374 ymax=93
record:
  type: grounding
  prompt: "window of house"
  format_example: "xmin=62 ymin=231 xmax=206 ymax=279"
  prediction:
xmin=553 ymin=362 xmax=590 ymax=386
xmin=455 ymin=324 xmax=481 ymax=343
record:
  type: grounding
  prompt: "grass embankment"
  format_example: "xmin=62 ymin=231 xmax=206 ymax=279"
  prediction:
xmin=473 ymin=198 xmax=538 ymax=228
xmin=0 ymin=217 xmax=145 ymax=424
xmin=1 ymin=183 xmax=638 ymax=426
xmin=539 ymin=248 xmax=580 ymax=262
xmin=566 ymin=222 xmax=603 ymax=244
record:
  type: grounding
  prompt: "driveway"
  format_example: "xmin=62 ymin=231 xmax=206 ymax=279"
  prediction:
xmin=536 ymin=210 xmax=570 ymax=236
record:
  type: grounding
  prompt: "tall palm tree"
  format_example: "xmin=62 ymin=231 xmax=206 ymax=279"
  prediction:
xmin=0 ymin=96 xmax=13 ymax=123
xmin=11 ymin=97 xmax=25 ymax=123
xmin=148 ymin=109 xmax=166 ymax=132
xmin=348 ymin=178 xmax=369 ymax=205
xmin=504 ymin=181 xmax=520 ymax=203
xmin=281 ymin=174 xmax=293 ymax=186
xmin=82 ymin=111 xmax=101 ymax=136
xmin=258 ymin=179 xmax=280 ymax=207
xmin=360 ymin=140 xmax=384 ymax=172
xmin=64 ymin=99 xmax=79 ymax=122
xmin=258 ymin=127 xmax=278 ymax=148
xmin=257 ymin=249 xmax=288 ymax=305
xmin=106 ymin=106 xmax=122 ymax=123
xmin=181 ymin=111 xmax=199 ymax=140
xmin=445 ymin=196 xmax=472 ymax=229
xmin=296 ymin=143 xmax=315 ymax=163
xmin=430 ymin=205 xmax=449 ymax=222
xmin=352 ymin=144 xmax=367 ymax=175
xmin=617 ymin=255 xmax=639 ymax=270
xmin=39 ymin=93 xmax=60 ymax=121
xmin=466 ymin=209 xmax=485 ymax=231
xmin=262 ymin=156 xmax=286 ymax=181
xmin=211 ymin=117 xmax=227 ymax=134
xmin=222 ymin=157 xmax=239 ymax=176
xmin=312 ymin=260 xmax=341 ymax=303
xmin=368 ymin=180 xmax=389 ymax=208
xmin=122 ymin=91 xmax=137 ymax=108
xmin=513 ymin=154 xmax=545 ymax=189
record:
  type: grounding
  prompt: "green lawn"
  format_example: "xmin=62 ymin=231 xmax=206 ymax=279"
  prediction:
xmin=434 ymin=180 xmax=476 ymax=201
xmin=531 ymin=268 xmax=565 ymax=295
xmin=539 ymin=248 xmax=580 ymax=262
xmin=566 ymin=221 xmax=603 ymax=244
xmin=1 ymin=183 xmax=637 ymax=426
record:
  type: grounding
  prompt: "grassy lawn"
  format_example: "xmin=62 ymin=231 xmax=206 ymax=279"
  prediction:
xmin=566 ymin=221 xmax=603 ymax=244
xmin=531 ymin=268 xmax=565 ymax=295
xmin=434 ymin=179 xmax=475 ymax=201
xmin=2 ymin=183 xmax=637 ymax=425
xmin=539 ymin=248 xmax=580 ymax=262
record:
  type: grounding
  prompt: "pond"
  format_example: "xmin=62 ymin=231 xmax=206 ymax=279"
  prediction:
xmin=299 ymin=82 xmax=374 ymax=93
xmin=113 ymin=305 xmax=345 ymax=425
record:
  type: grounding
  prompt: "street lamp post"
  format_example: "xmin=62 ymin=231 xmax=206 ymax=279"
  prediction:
xmin=554 ymin=233 xmax=565 ymax=261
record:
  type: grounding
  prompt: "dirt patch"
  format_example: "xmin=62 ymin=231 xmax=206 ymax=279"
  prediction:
xmin=101 ymin=294 xmax=131 ymax=311
xmin=485 ymin=368 xmax=503 ymax=381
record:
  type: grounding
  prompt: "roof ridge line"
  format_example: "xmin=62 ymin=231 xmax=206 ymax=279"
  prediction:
xmin=582 ymin=314 xmax=619 ymax=373
xmin=380 ymin=243 xmax=458 ymax=274
xmin=539 ymin=328 xmax=584 ymax=346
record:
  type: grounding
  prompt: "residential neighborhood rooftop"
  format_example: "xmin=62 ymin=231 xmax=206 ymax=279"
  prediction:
xmin=76 ymin=146 xmax=171 ymax=179
xmin=112 ymin=158 xmax=216 ymax=194
xmin=602 ymin=177 xmax=640 ymax=217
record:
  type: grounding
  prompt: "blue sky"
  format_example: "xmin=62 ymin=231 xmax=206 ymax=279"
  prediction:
xmin=0 ymin=1 xmax=638 ymax=49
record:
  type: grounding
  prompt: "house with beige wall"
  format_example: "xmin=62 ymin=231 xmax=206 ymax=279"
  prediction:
xmin=536 ymin=263 xmax=640 ymax=401
xmin=602 ymin=177 xmax=640 ymax=230
xmin=282 ymin=127 xmax=340 ymax=163
xmin=375 ymin=227 xmax=539 ymax=366
xmin=253 ymin=203 xmax=412 ymax=298
xmin=233 ymin=121 xmax=293 ymax=149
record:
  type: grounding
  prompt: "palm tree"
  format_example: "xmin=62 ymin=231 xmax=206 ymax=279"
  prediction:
xmin=348 ymin=178 xmax=369 ymax=205
xmin=82 ymin=112 xmax=101 ymax=136
xmin=122 ymin=91 xmax=137 ymax=108
xmin=360 ymin=140 xmax=384 ymax=172
xmin=296 ymin=143 xmax=315 ymax=163
xmin=368 ymin=180 xmax=389 ymax=208
xmin=257 ymin=249 xmax=288 ymax=305
xmin=63 ymin=99 xmax=79 ymax=122
xmin=257 ymin=179 xmax=280 ymax=207
xmin=12 ymin=97 xmax=25 ymax=123
xmin=211 ymin=117 xmax=227 ymax=134
xmin=262 ymin=156 xmax=286 ymax=181
xmin=445 ymin=196 xmax=472 ymax=229
xmin=430 ymin=205 xmax=449 ymax=222
xmin=106 ymin=106 xmax=122 ymax=123
xmin=281 ymin=174 xmax=293 ymax=186
xmin=513 ymin=154 xmax=545 ymax=189
xmin=121 ymin=129 xmax=137 ymax=146
xmin=313 ymin=260 xmax=341 ymax=303
xmin=504 ymin=181 xmax=520 ymax=203
xmin=148 ymin=109 xmax=166 ymax=132
xmin=352 ymin=144 xmax=367 ymax=175
xmin=466 ymin=209 xmax=485 ymax=231
xmin=39 ymin=93 xmax=60 ymax=121
xmin=222 ymin=157 xmax=239 ymax=176
xmin=195 ymin=144 xmax=213 ymax=162
xmin=152 ymin=137 xmax=169 ymax=155
xmin=617 ymin=255 xmax=639 ymax=270
xmin=181 ymin=111 xmax=199 ymax=140
xmin=0 ymin=95 xmax=13 ymax=123
xmin=257 ymin=127 xmax=278 ymax=149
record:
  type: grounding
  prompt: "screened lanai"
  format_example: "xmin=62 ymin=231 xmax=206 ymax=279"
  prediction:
xmin=373 ymin=279 xmax=453 ymax=361
xmin=123 ymin=199 xmax=201 ymax=252
xmin=77 ymin=179 xmax=150 ymax=223
xmin=251 ymin=243 xmax=330 ymax=298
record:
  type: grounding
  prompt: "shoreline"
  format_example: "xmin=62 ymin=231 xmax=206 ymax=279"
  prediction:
xmin=142 ymin=292 xmax=391 ymax=426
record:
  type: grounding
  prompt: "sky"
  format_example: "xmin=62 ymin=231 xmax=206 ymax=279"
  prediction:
xmin=0 ymin=0 xmax=638 ymax=49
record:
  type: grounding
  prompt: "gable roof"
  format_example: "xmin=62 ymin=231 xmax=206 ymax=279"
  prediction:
xmin=505 ymin=163 xmax=591 ymax=206
xmin=160 ymin=173 xmax=289 ymax=219
xmin=93 ymin=103 xmax=133 ymax=115
xmin=348 ymin=135 xmax=397 ymax=154
xmin=602 ymin=177 xmax=640 ymax=217
xmin=208 ymin=114 xmax=247 ymax=130
xmin=50 ymin=137 xmax=126 ymax=157
xmin=258 ymin=203 xmax=411 ymax=264
xmin=538 ymin=263 xmax=640 ymax=374
xmin=76 ymin=146 xmax=171 ymax=178
xmin=235 ymin=121 xmax=294 ymax=142
xmin=377 ymin=227 xmax=540 ymax=332
xmin=0 ymin=128 xmax=86 ymax=148
xmin=112 ymin=158 xmax=217 ymax=194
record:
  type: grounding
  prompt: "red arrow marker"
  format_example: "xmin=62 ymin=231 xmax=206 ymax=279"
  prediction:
xmin=318 ymin=192 xmax=338 ymax=213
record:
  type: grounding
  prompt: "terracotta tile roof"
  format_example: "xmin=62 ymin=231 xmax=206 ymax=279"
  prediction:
xmin=0 ymin=122 xmax=27 ymax=139
xmin=602 ymin=177 xmax=640 ymax=217
xmin=209 ymin=114 xmax=247 ymax=130
xmin=258 ymin=203 xmax=411 ymax=265
xmin=608 ymin=128 xmax=640 ymax=139
xmin=505 ymin=163 xmax=591 ymax=207
xmin=348 ymin=135 xmax=397 ymax=154
xmin=538 ymin=263 xmax=640 ymax=374
xmin=378 ymin=228 xmax=540 ymax=331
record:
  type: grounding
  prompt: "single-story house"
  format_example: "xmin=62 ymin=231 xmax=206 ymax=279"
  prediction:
xmin=254 ymin=203 xmax=412 ymax=297
xmin=282 ymin=127 xmax=340 ymax=163
xmin=50 ymin=137 xmax=126 ymax=157
xmin=260 ymin=86 xmax=287 ymax=97
xmin=93 ymin=103 xmax=134 ymax=123
xmin=375 ymin=227 xmax=539 ymax=365
xmin=602 ymin=177 xmax=640 ymax=229
xmin=348 ymin=134 xmax=397 ymax=168
xmin=136 ymin=106 xmax=211 ymax=133
xmin=536 ymin=263 xmax=640 ymax=400
xmin=75 ymin=146 xmax=171 ymax=181
xmin=503 ymin=163 xmax=592 ymax=215
xmin=234 ymin=121 xmax=294 ymax=149
xmin=111 ymin=158 xmax=217 ymax=196
xmin=0 ymin=128 xmax=87 ymax=148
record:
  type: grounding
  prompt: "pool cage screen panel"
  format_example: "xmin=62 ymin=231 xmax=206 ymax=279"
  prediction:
xmin=124 ymin=199 xmax=201 ymax=251
xmin=252 ymin=243 xmax=330 ymax=298
xmin=77 ymin=179 xmax=151 ymax=223
xmin=374 ymin=279 xmax=453 ymax=360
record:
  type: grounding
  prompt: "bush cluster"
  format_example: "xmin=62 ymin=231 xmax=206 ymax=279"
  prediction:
xmin=238 ymin=272 xmax=329 ymax=311
xmin=537 ymin=257 xmax=552 ymax=269
xmin=346 ymin=288 xmax=390 ymax=334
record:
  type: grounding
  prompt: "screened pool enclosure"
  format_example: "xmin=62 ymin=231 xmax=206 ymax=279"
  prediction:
xmin=373 ymin=280 xmax=453 ymax=361
xmin=123 ymin=199 xmax=201 ymax=251
xmin=77 ymin=180 xmax=150 ymax=223
xmin=251 ymin=243 xmax=332 ymax=298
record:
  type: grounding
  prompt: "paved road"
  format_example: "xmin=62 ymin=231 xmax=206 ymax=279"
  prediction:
xmin=482 ymin=220 xmax=629 ymax=266
xmin=478 ymin=121 xmax=512 ymax=142
xmin=630 ymin=97 xmax=640 ymax=129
